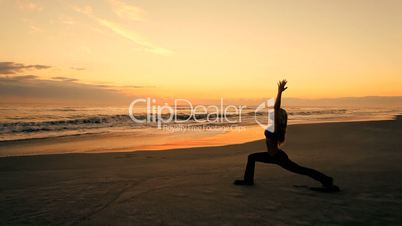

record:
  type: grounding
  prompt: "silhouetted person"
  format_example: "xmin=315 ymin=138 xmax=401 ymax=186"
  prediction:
xmin=234 ymin=80 xmax=339 ymax=192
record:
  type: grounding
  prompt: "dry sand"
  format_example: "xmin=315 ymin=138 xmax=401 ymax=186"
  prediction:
xmin=1 ymin=117 xmax=402 ymax=225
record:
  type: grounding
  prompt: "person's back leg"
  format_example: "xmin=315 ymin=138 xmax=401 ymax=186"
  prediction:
xmin=234 ymin=152 xmax=272 ymax=185
xmin=277 ymin=153 xmax=337 ymax=189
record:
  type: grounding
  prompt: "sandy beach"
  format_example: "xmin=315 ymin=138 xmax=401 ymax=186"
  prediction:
xmin=1 ymin=118 xmax=402 ymax=225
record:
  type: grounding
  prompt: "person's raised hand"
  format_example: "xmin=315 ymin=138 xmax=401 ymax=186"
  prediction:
xmin=278 ymin=79 xmax=288 ymax=92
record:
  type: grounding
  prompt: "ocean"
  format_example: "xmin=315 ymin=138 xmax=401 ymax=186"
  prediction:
xmin=1 ymin=104 xmax=400 ymax=142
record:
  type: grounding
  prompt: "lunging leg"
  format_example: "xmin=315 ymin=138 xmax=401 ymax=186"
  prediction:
xmin=278 ymin=157 xmax=333 ymax=187
xmin=235 ymin=152 xmax=272 ymax=185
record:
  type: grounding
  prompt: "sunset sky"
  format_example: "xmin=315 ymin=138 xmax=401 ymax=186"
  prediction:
xmin=0 ymin=0 xmax=401 ymax=104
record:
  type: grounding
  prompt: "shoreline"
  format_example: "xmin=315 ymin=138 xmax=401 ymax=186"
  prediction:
xmin=0 ymin=115 xmax=394 ymax=143
xmin=0 ymin=116 xmax=400 ymax=158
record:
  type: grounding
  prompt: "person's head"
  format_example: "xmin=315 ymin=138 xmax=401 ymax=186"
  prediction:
xmin=277 ymin=108 xmax=288 ymax=145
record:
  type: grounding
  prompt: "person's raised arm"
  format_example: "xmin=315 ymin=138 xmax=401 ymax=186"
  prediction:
xmin=275 ymin=80 xmax=287 ymax=109
xmin=274 ymin=79 xmax=287 ymax=131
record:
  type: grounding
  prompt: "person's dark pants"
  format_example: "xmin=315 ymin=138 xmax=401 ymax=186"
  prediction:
xmin=243 ymin=150 xmax=332 ymax=185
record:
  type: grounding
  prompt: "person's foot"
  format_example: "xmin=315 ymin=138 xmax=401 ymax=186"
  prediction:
xmin=233 ymin=180 xmax=254 ymax=186
xmin=321 ymin=177 xmax=340 ymax=192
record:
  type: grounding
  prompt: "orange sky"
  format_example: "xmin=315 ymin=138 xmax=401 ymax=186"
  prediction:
xmin=0 ymin=0 xmax=401 ymax=103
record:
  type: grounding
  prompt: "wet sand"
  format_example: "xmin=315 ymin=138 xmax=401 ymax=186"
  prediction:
xmin=0 ymin=117 xmax=401 ymax=225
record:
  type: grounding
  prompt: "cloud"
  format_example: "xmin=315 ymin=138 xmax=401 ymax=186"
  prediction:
xmin=16 ymin=0 xmax=42 ymax=11
xmin=70 ymin=67 xmax=86 ymax=71
xmin=96 ymin=18 xmax=173 ymax=56
xmin=0 ymin=75 xmax=38 ymax=81
xmin=0 ymin=75 xmax=140 ymax=104
xmin=0 ymin=62 xmax=51 ymax=74
xmin=123 ymin=85 xmax=151 ymax=89
xmin=20 ymin=18 xmax=44 ymax=33
xmin=51 ymin=76 xmax=79 ymax=82
xmin=12 ymin=75 xmax=38 ymax=80
xmin=72 ymin=5 xmax=93 ymax=16
xmin=28 ymin=24 xmax=42 ymax=33
xmin=108 ymin=0 xmax=146 ymax=22
xmin=59 ymin=16 xmax=77 ymax=25
xmin=73 ymin=5 xmax=173 ymax=56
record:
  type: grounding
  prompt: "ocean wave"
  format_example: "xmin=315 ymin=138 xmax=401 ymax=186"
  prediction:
xmin=288 ymin=109 xmax=347 ymax=116
xmin=0 ymin=109 xmax=352 ymax=133
xmin=0 ymin=115 xmax=131 ymax=133
xmin=1 ymin=107 xmax=399 ymax=142
xmin=0 ymin=113 xmax=243 ymax=134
